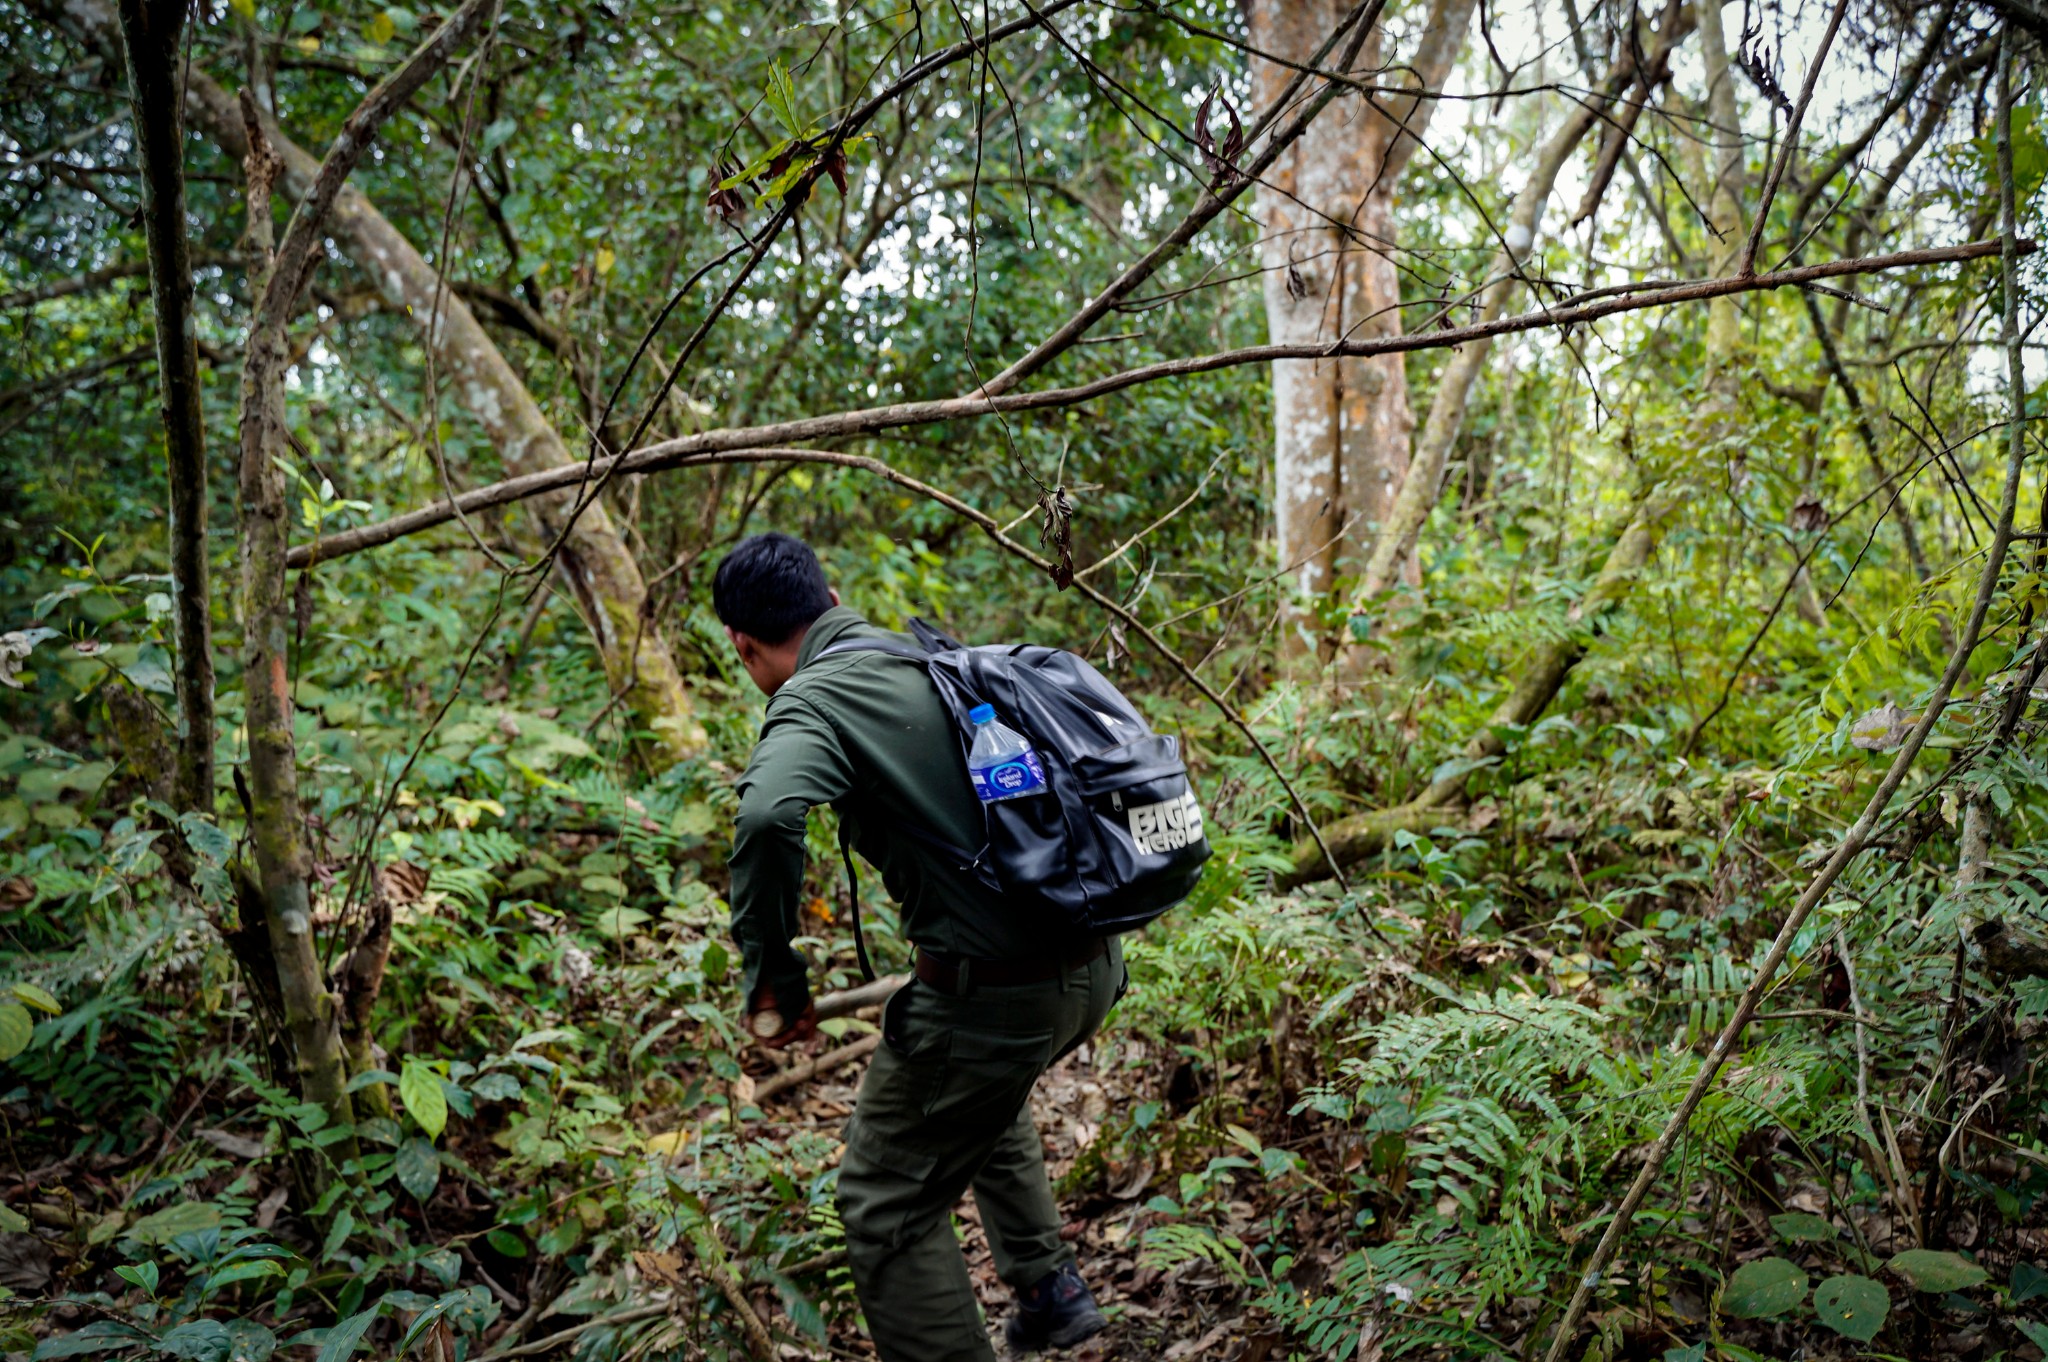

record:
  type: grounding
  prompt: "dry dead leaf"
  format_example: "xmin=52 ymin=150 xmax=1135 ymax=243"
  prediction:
xmin=634 ymin=1249 xmax=689 ymax=1291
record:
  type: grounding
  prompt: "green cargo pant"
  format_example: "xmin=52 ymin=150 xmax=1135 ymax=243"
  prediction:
xmin=836 ymin=940 xmax=1123 ymax=1362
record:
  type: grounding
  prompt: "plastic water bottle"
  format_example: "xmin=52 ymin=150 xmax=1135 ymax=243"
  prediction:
xmin=967 ymin=704 xmax=1047 ymax=803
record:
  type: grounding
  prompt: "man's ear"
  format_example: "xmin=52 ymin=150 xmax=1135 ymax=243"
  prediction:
xmin=726 ymin=626 xmax=755 ymax=664
xmin=828 ymin=588 xmax=841 ymax=606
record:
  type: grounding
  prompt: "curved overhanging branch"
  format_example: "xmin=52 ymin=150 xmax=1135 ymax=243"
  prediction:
xmin=292 ymin=446 xmax=1354 ymax=885
xmin=293 ymin=237 xmax=2022 ymax=569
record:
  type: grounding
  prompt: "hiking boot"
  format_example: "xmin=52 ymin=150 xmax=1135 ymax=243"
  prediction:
xmin=1004 ymin=1263 xmax=1108 ymax=1353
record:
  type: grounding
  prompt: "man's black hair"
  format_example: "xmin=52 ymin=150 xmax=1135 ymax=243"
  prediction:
xmin=712 ymin=533 xmax=835 ymax=645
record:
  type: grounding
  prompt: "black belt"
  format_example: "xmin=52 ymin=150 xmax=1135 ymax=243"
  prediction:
xmin=914 ymin=938 xmax=1107 ymax=995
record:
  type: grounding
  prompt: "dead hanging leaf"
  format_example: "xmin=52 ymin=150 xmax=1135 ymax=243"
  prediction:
xmin=1039 ymin=486 xmax=1076 ymax=590
xmin=1193 ymin=89 xmax=1244 ymax=189
xmin=706 ymin=157 xmax=749 ymax=225
xmin=819 ymin=143 xmax=849 ymax=195
xmin=376 ymin=861 xmax=430 ymax=907
xmin=1849 ymin=701 xmax=1911 ymax=752
xmin=1284 ymin=244 xmax=1310 ymax=301
xmin=0 ymin=877 xmax=33 ymax=909
xmin=1738 ymin=19 xmax=1794 ymax=114
xmin=1790 ymin=495 xmax=1829 ymax=533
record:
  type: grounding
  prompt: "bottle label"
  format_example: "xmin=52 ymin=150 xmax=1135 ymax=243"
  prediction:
xmin=971 ymin=750 xmax=1047 ymax=802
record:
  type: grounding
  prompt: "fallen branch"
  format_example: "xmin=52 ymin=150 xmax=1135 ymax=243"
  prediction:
xmin=473 ymin=1305 xmax=670 ymax=1362
xmin=291 ymin=239 xmax=2020 ymax=570
xmin=815 ymin=973 xmax=909 ymax=1022
xmin=677 ymin=1201 xmax=779 ymax=1361
xmin=754 ymin=1033 xmax=882 ymax=1105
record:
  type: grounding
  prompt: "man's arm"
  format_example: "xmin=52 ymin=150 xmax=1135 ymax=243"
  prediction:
xmin=728 ymin=692 xmax=855 ymax=1027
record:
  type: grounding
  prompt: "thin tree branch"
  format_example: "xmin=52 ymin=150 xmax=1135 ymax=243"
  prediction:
xmin=290 ymin=238 xmax=2023 ymax=569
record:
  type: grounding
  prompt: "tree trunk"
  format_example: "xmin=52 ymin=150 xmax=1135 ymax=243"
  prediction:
xmin=1245 ymin=0 xmax=1476 ymax=661
xmin=235 ymin=106 xmax=357 ymax=1163
xmin=116 ymin=0 xmax=213 ymax=814
xmin=1696 ymin=0 xmax=1747 ymax=399
xmin=229 ymin=0 xmax=496 ymax=1161
xmin=158 ymin=32 xmax=702 ymax=761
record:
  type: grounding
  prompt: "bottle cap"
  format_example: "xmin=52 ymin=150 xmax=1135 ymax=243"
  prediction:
xmin=968 ymin=704 xmax=995 ymax=724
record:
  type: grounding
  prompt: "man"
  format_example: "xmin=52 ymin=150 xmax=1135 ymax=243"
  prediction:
xmin=714 ymin=532 xmax=1121 ymax=1361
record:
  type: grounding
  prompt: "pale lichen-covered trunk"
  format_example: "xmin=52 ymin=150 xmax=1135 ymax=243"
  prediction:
xmin=1696 ymin=0 xmax=1747 ymax=398
xmin=177 ymin=66 xmax=705 ymax=760
xmin=1245 ymin=0 xmax=1475 ymax=661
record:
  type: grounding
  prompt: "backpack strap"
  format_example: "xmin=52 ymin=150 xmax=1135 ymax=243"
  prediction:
xmin=839 ymin=818 xmax=878 ymax=984
xmin=818 ymin=637 xmax=934 ymax=663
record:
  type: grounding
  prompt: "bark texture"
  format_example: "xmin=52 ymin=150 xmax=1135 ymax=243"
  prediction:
xmin=1245 ymin=0 xmax=1476 ymax=658
xmin=236 ymin=108 xmax=356 ymax=1153
xmin=149 ymin=24 xmax=703 ymax=760
xmin=117 ymin=0 xmax=214 ymax=813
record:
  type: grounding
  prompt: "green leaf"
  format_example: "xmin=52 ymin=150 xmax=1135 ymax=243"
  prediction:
xmin=7 ymin=982 xmax=58 ymax=1014
xmin=480 ymin=116 xmax=518 ymax=155
xmin=1812 ymin=1274 xmax=1888 ymax=1342
xmin=204 ymin=1259 xmax=286 ymax=1294
xmin=1888 ymin=1249 xmax=1988 ymax=1293
xmin=396 ymin=1287 xmax=484 ymax=1357
xmin=313 ymin=1304 xmax=383 ymax=1362
xmin=0 ymin=1203 xmax=28 ymax=1233
xmin=2011 ymin=1260 xmax=2048 ymax=1303
xmin=120 ymin=643 xmax=175 ymax=695
xmin=0 ymin=1001 xmax=35 ymax=1061
xmin=127 ymin=1201 xmax=220 ymax=1244
xmin=1768 ymin=1211 xmax=1837 ymax=1243
xmin=400 ymin=1059 xmax=448 ymax=1139
xmin=31 ymin=1319 xmax=150 ymax=1359
xmin=321 ymin=1207 xmax=356 ymax=1262
xmin=395 ymin=1136 xmax=441 ymax=1201
xmin=222 ymin=1320 xmax=277 ymax=1362
xmin=486 ymin=1227 xmax=528 ymax=1258
xmin=2018 ymin=1320 xmax=2048 ymax=1354
xmin=1661 ymin=1346 xmax=1706 ymax=1362
xmin=177 ymin=813 xmax=234 ymax=869
xmin=1721 ymin=1257 xmax=1808 ymax=1318
xmin=156 ymin=1320 xmax=232 ymax=1361
xmin=114 ymin=1261 xmax=158 ymax=1295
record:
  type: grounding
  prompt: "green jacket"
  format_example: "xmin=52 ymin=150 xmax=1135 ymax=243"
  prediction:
xmin=728 ymin=606 xmax=1044 ymax=1013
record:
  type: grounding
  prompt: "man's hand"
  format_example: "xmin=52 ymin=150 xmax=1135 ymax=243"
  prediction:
xmin=749 ymin=990 xmax=818 ymax=1050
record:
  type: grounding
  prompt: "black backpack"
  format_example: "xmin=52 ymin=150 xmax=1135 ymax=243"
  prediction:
xmin=822 ymin=619 xmax=1210 ymax=975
